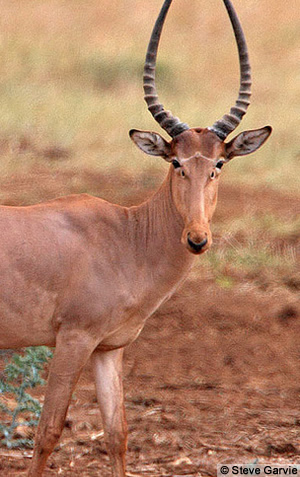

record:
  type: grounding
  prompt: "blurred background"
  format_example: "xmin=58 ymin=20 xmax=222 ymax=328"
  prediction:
xmin=0 ymin=0 xmax=299 ymax=475
xmin=0 ymin=0 xmax=298 ymax=284
xmin=0 ymin=0 xmax=298 ymax=196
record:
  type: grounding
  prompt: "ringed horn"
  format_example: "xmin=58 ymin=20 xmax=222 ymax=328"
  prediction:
xmin=143 ymin=0 xmax=252 ymax=141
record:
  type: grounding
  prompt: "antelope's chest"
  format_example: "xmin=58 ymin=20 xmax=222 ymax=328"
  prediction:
xmin=97 ymin=277 xmax=186 ymax=350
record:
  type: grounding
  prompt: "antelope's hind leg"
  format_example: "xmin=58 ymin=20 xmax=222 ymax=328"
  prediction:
xmin=28 ymin=331 xmax=96 ymax=477
xmin=92 ymin=347 xmax=127 ymax=477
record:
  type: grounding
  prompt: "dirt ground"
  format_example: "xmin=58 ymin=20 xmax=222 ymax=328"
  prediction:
xmin=0 ymin=177 xmax=299 ymax=476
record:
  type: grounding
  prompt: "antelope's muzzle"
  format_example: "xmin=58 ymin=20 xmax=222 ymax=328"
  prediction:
xmin=187 ymin=234 xmax=208 ymax=254
xmin=183 ymin=226 xmax=211 ymax=255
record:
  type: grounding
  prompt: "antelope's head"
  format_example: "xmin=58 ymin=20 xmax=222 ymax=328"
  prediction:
xmin=130 ymin=0 xmax=272 ymax=255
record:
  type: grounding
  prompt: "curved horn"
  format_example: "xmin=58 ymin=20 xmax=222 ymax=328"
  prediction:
xmin=209 ymin=0 xmax=252 ymax=141
xmin=143 ymin=0 xmax=189 ymax=138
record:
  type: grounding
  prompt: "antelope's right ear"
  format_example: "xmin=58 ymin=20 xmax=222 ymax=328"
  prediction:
xmin=129 ymin=129 xmax=172 ymax=160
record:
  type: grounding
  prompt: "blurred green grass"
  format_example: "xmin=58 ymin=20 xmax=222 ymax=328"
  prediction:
xmin=193 ymin=214 xmax=298 ymax=290
xmin=0 ymin=0 xmax=298 ymax=182
xmin=0 ymin=0 xmax=298 ymax=287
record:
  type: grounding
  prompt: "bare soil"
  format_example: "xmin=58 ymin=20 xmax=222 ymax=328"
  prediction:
xmin=0 ymin=173 xmax=299 ymax=476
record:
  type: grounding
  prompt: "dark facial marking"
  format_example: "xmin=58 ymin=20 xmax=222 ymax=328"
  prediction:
xmin=172 ymin=159 xmax=181 ymax=169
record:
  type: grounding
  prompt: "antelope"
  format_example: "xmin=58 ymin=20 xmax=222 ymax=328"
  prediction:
xmin=0 ymin=0 xmax=271 ymax=475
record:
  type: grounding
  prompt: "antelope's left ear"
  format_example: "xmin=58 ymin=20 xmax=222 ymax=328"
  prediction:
xmin=225 ymin=126 xmax=272 ymax=160
xmin=129 ymin=129 xmax=172 ymax=160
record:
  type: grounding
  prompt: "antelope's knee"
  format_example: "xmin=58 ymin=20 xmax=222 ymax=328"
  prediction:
xmin=105 ymin=429 xmax=128 ymax=456
xmin=35 ymin=424 xmax=62 ymax=454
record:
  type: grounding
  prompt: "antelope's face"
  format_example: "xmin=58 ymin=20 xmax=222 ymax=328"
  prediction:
xmin=130 ymin=126 xmax=271 ymax=255
xmin=130 ymin=0 xmax=272 ymax=255
xmin=168 ymin=129 xmax=222 ymax=254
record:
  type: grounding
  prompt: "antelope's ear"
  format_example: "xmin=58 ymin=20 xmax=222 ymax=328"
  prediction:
xmin=225 ymin=126 xmax=272 ymax=160
xmin=129 ymin=129 xmax=172 ymax=160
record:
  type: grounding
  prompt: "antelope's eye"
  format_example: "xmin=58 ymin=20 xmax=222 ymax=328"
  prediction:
xmin=172 ymin=160 xmax=181 ymax=169
xmin=216 ymin=161 xmax=224 ymax=169
xmin=181 ymin=170 xmax=185 ymax=177
xmin=210 ymin=171 xmax=215 ymax=179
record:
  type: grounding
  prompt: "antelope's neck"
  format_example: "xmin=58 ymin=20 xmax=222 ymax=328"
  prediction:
xmin=127 ymin=170 xmax=194 ymax=287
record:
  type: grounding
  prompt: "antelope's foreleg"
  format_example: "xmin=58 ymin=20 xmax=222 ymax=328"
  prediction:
xmin=28 ymin=331 xmax=96 ymax=477
xmin=92 ymin=347 xmax=127 ymax=477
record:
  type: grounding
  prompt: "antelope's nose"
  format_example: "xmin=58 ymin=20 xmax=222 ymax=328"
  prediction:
xmin=187 ymin=233 xmax=208 ymax=254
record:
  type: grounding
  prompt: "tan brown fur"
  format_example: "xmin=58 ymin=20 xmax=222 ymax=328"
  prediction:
xmin=0 ymin=0 xmax=273 ymax=471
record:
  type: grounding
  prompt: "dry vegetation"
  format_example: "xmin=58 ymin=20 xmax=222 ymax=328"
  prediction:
xmin=0 ymin=0 xmax=298 ymax=187
xmin=0 ymin=0 xmax=299 ymax=475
